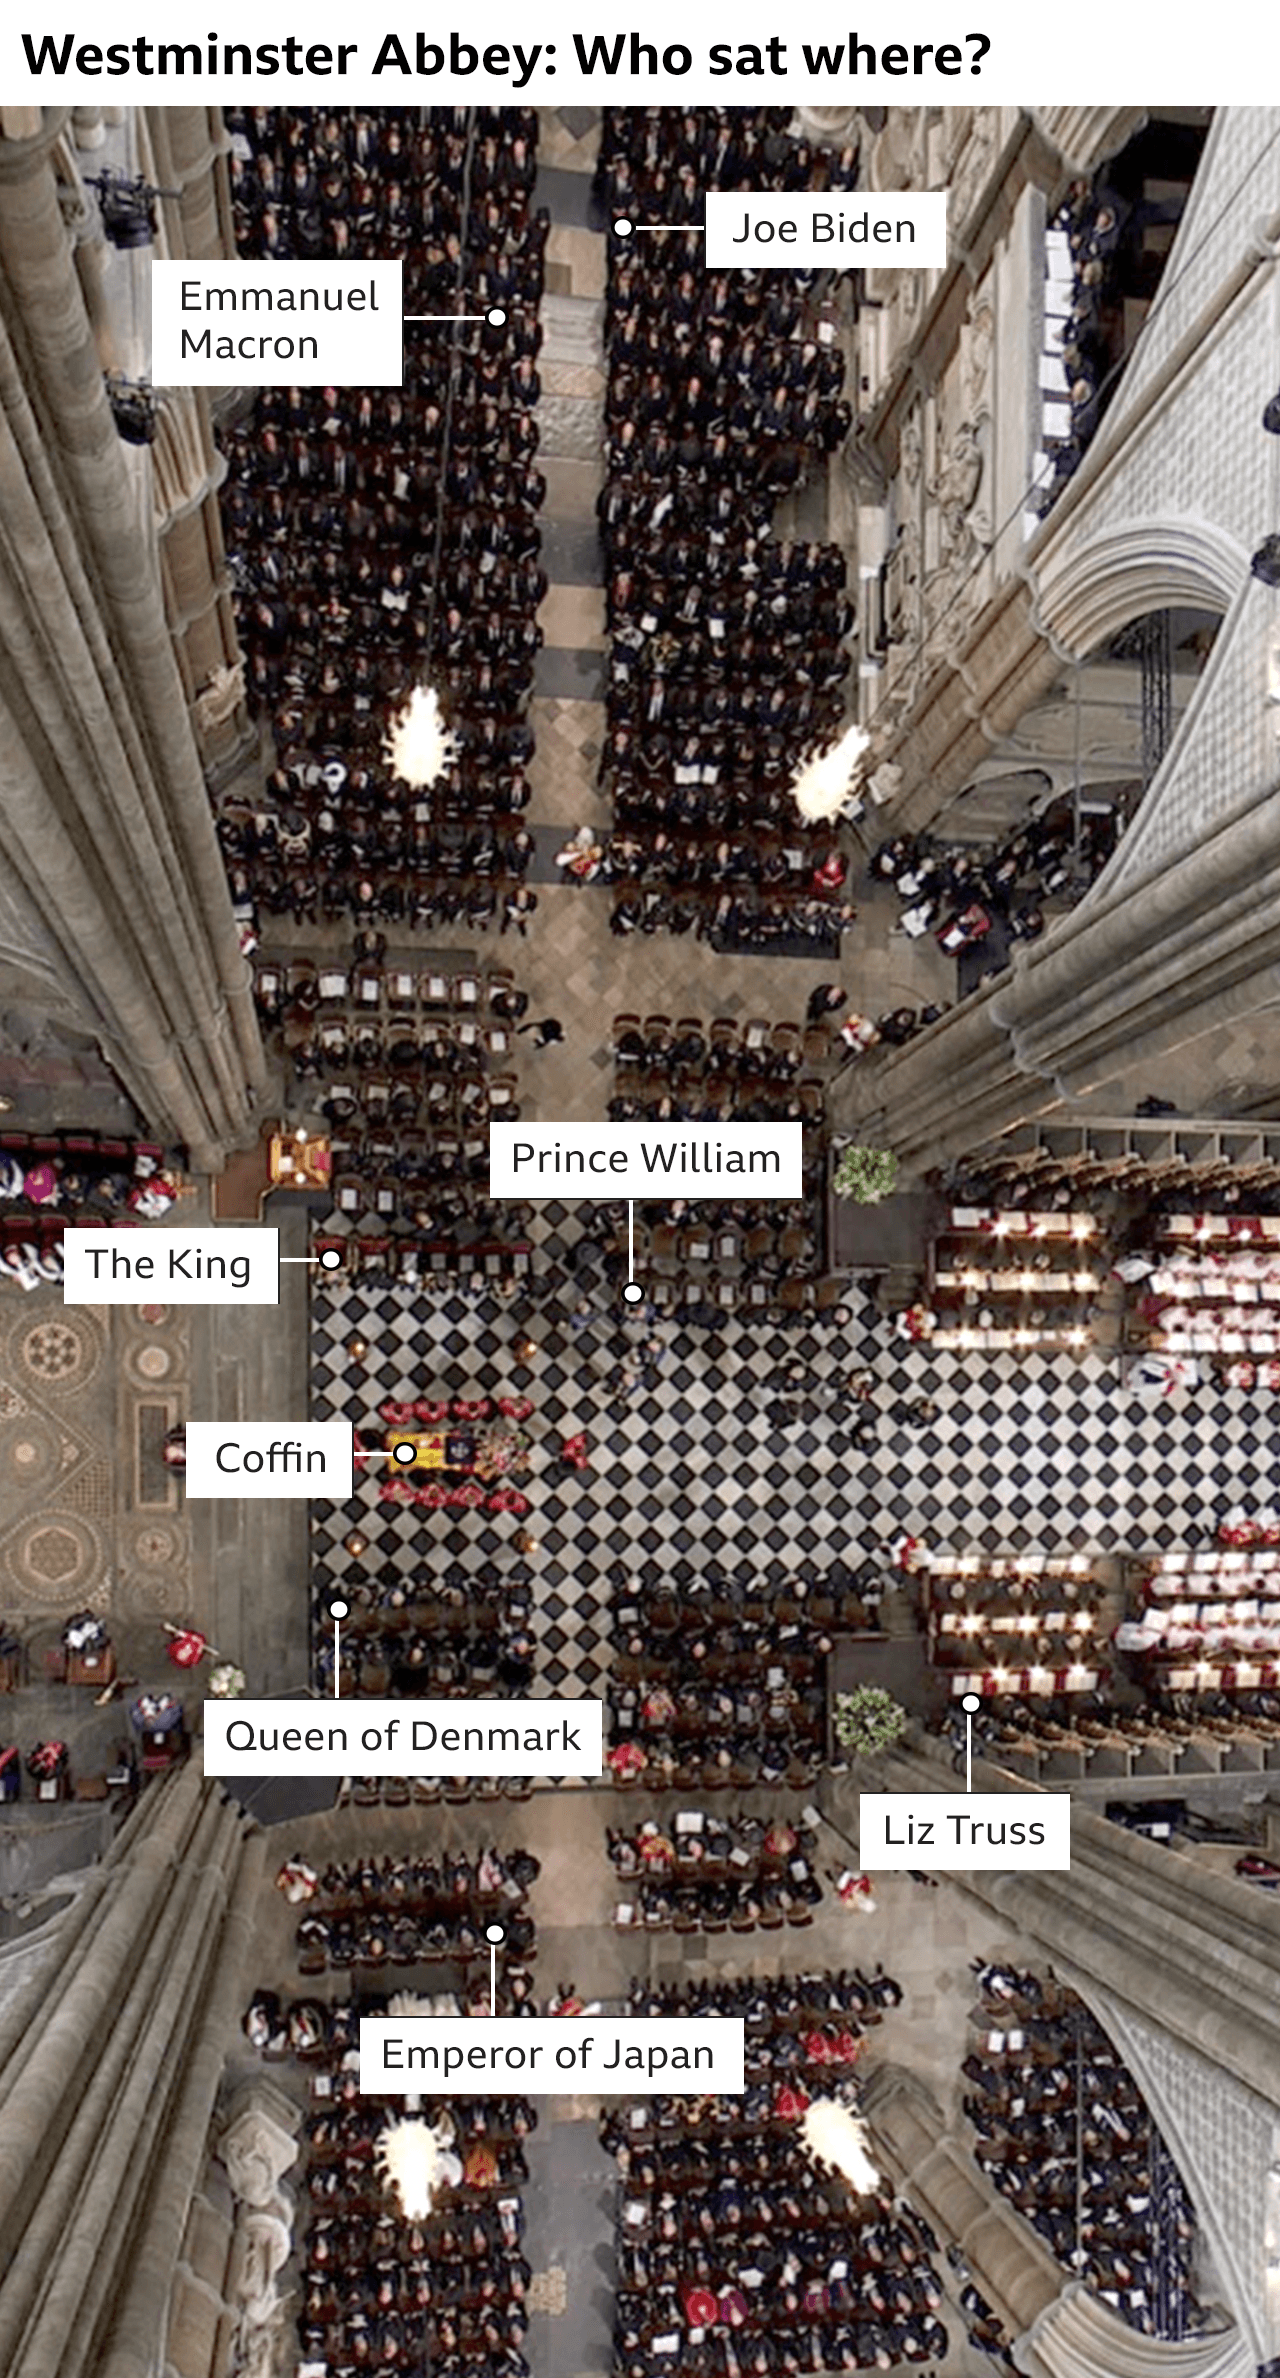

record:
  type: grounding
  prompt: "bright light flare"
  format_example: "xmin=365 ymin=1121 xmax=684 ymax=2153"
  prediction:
xmin=384 ymin=684 xmax=460 ymax=789
xmin=789 ymin=722 xmax=872 ymax=822
xmin=376 ymin=2117 xmax=460 ymax=2218
xmin=801 ymin=2099 xmax=881 ymax=2194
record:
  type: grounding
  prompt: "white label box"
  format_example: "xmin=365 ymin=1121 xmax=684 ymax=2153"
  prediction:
xmin=152 ymin=261 xmax=403 ymax=387
xmin=204 ymin=1697 xmax=603 ymax=1777
xmin=185 ymin=1421 xmax=352 ymax=1499
xmin=361 ymin=2016 xmax=744 ymax=2095
xmin=63 ymin=1226 xmax=279 ymax=1304
xmin=490 ymin=1121 xmax=802 ymax=1200
xmin=704 ymin=189 xmax=946 ymax=269
xmin=859 ymin=1793 xmax=1071 ymax=1870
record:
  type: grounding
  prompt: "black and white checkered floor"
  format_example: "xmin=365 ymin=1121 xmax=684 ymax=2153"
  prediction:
xmin=310 ymin=1214 xmax=1280 ymax=1696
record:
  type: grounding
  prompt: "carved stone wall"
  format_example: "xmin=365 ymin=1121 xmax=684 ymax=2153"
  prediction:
xmin=212 ymin=2082 xmax=300 ymax=2378
xmin=839 ymin=109 xmax=1280 ymax=1166
xmin=1082 ymin=1985 xmax=1280 ymax=2369
xmin=137 ymin=107 xmax=257 ymax=793
xmin=0 ymin=110 xmax=263 ymax=1165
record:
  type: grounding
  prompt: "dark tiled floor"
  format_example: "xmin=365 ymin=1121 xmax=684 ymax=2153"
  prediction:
xmin=540 ymin=519 xmax=606 ymax=584
xmin=536 ymin=163 xmax=607 ymax=229
xmin=535 ymin=646 xmax=608 ymax=700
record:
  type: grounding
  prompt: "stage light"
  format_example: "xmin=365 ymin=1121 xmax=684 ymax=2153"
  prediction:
xmin=377 ymin=2117 xmax=460 ymax=2216
xmin=801 ymin=2100 xmax=880 ymax=2194
xmin=789 ymin=722 xmax=871 ymax=822
xmin=384 ymin=684 xmax=460 ymax=789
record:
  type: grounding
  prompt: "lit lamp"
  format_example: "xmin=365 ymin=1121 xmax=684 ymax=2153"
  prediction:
xmin=343 ymin=1529 xmax=369 ymax=1559
xmin=384 ymin=684 xmax=460 ymax=789
xmin=377 ymin=2116 xmax=461 ymax=2216
xmin=800 ymin=2100 xmax=880 ymax=2194
xmin=514 ymin=1530 xmax=541 ymax=1557
xmin=513 ymin=1336 xmax=540 ymax=1364
xmin=347 ymin=1336 xmax=370 ymax=1364
xmin=788 ymin=722 xmax=872 ymax=823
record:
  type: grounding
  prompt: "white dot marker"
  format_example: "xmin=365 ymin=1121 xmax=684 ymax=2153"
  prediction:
xmin=486 ymin=306 xmax=507 ymax=326
xmin=960 ymin=1693 xmax=981 ymax=1714
xmin=318 ymin=1247 xmax=343 ymax=1272
xmin=614 ymin=217 xmax=633 ymax=237
xmin=329 ymin=1598 xmax=349 ymax=1621
xmin=485 ymin=1922 xmax=506 ymax=1944
xmin=393 ymin=1441 xmax=417 ymax=1466
xmin=622 ymin=1281 xmax=644 ymax=1307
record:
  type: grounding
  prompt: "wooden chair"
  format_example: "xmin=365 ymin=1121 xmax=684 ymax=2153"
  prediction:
xmin=286 ymin=959 xmax=318 ymax=1011
xmin=253 ymin=962 xmax=285 ymax=1017
xmin=332 ymin=1173 xmax=367 ymax=1218
xmin=317 ymin=964 xmax=350 ymax=1009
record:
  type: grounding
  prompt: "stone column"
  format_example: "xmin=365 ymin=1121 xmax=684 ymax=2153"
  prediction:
xmin=214 ymin=2080 xmax=301 ymax=2378
xmin=140 ymin=106 xmax=258 ymax=796
xmin=834 ymin=776 xmax=1280 ymax=1171
xmin=864 ymin=2057 xmax=1252 ymax=2377
xmin=826 ymin=1743 xmax=1280 ymax=2104
xmin=861 ymin=2063 xmax=1065 ymax=2338
xmin=0 ymin=112 xmax=263 ymax=1165
xmin=0 ymin=1766 xmax=265 ymax=2378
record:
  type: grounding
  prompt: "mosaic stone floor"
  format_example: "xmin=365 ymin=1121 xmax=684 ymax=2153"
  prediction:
xmin=309 ymin=1210 xmax=1280 ymax=1696
xmin=0 ymin=1291 xmax=193 ymax=1621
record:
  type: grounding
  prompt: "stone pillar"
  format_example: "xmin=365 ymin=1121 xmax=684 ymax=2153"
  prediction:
xmin=215 ymin=2081 xmax=300 ymax=2378
xmin=826 ymin=1743 xmax=1280 ymax=2104
xmin=0 ymin=1766 xmax=265 ymax=2378
xmin=139 ymin=107 xmax=258 ymax=796
xmin=861 ymin=2063 xmax=1065 ymax=2338
xmin=864 ymin=2058 xmax=1252 ymax=2378
xmin=70 ymin=106 xmax=105 ymax=153
xmin=0 ymin=112 xmax=264 ymax=1166
xmin=834 ymin=773 xmax=1280 ymax=1170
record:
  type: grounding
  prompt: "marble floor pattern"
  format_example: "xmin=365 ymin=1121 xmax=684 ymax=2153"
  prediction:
xmin=309 ymin=1243 xmax=1277 ymax=1698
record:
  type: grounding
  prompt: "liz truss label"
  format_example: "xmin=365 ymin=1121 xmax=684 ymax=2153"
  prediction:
xmin=859 ymin=1793 xmax=1072 ymax=1870
xmin=489 ymin=1121 xmax=803 ymax=1200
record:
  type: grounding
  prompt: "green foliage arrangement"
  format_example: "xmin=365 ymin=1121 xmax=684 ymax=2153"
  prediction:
xmin=832 ymin=1145 xmax=899 ymax=1204
xmin=832 ymin=1684 xmax=910 ymax=1755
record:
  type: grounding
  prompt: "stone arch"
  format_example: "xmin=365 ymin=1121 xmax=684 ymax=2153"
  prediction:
xmin=1072 ymin=575 xmax=1249 ymax=912
xmin=1036 ymin=519 xmax=1244 ymax=661
xmin=1063 ymin=1979 xmax=1275 ymax=2370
